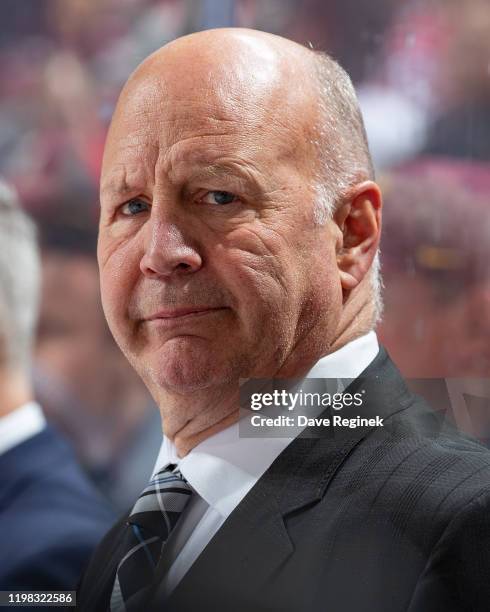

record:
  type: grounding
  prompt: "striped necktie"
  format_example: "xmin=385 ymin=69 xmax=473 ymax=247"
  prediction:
xmin=110 ymin=464 xmax=193 ymax=612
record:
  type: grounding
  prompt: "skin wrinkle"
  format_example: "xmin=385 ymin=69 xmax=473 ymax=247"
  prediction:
xmin=103 ymin=151 xmax=270 ymax=217
xmin=98 ymin=28 xmax=381 ymax=456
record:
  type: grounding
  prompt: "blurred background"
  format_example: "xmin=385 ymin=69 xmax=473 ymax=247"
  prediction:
xmin=1 ymin=0 xmax=489 ymax=510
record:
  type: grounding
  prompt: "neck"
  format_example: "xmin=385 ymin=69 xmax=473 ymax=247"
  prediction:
xmin=157 ymin=382 xmax=239 ymax=458
xmin=0 ymin=366 xmax=33 ymax=418
xmin=330 ymin=285 xmax=375 ymax=354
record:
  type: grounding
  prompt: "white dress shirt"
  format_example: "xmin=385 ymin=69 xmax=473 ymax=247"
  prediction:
xmin=152 ymin=331 xmax=379 ymax=597
xmin=0 ymin=401 xmax=46 ymax=456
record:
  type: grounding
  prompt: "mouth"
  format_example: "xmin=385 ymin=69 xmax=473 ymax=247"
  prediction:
xmin=144 ymin=306 xmax=228 ymax=323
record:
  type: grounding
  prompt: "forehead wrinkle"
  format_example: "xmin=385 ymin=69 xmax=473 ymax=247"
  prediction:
xmin=149 ymin=140 xmax=258 ymax=191
xmin=102 ymin=120 xmax=306 ymax=203
xmin=100 ymin=160 xmax=154 ymax=201
xmin=172 ymin=161 xmax=264 ymax=195
xmin=158 ymin=109 xmax=303 ymax=170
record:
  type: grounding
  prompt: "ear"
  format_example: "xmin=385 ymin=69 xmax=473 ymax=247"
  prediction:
xmin=334 ymin=181 xmax=382 ymax=292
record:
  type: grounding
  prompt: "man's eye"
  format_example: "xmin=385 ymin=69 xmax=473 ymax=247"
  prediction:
xmin=201 ymin=191 xmax=238 ymax=205
xmin=120 ymin=199 xmax=150 ymax=216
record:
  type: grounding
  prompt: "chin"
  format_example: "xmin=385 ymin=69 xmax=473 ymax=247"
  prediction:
xmin=152 ymin=365 xmax=217 ymax=395
xmin=143 ymin=337 xmax=237 ymax=395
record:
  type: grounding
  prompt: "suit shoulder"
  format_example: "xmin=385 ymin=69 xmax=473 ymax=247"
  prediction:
xmin=0 ymin=429 xmax=114 ymax=590
xmin=405 ymin=484 xmax=490 ymax=611
xmin=380 ymin=399 xmax=490 ymax=488
xmin=338 ymin=406 xmax=490 ymax=552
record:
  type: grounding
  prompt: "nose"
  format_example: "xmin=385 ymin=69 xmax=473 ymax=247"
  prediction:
xmin=140 ymin=214 xmax=203 ymax=279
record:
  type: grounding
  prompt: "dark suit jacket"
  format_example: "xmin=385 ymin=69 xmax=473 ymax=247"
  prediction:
xmin=0 ymin=425 xmax=114 ymax=592
xmin=78 ymin=349 xmax=490 ymax=611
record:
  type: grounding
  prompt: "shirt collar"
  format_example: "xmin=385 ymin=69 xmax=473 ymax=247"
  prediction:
xmin=0 ymin=401 xmax=46 ymax=456
xmin=153 ymin=331 xmax=379 ymax=518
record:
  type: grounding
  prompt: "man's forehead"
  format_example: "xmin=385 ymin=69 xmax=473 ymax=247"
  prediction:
xmin=114 ymin=64 xmax=283 ymax=134
xmin=103 ymin=79 xmax=272 ymax=178
xmin=104 ymin=86 xmax=313 ymax=178
xmin=102 ymin=111 xmax=269 ymax=182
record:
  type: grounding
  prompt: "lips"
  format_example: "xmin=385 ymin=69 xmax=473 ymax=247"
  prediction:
xmin=145 ymin=306 xmax=227 ymax=320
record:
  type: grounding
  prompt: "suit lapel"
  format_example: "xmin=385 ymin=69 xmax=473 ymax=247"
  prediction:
xmin=77 ymin=516 xmax=129 ymax=611
xmin=156 ymin=473 xmax=293 ymax=610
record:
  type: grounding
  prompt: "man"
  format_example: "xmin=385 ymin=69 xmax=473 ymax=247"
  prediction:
xmin=78 ymin=29 xmax=490 ymax=611
xmin=0 ymin=181 xmax=114 ymax=591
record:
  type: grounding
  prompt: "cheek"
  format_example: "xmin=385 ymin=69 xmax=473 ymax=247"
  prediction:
xmin=99 ymin=238 xmax=141 ymax=332
xmin=211 ymin=228 xmax=305 ymax=325
xmin=285 ymin=231 xmax=342 ymax=330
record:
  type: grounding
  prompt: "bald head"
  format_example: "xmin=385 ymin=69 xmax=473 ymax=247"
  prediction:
xmin=133 ymin=27 xmax=314 ymax=87
xmin=121 ymin=28 xmax=317 ymax=114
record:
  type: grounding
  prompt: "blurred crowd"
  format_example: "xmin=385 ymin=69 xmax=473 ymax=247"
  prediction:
xmin=0 ymin=0 xmax=489 ymax=509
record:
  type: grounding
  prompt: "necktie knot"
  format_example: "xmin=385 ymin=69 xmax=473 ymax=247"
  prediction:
xmin=128 ymin=464 xmax=193 ymax=539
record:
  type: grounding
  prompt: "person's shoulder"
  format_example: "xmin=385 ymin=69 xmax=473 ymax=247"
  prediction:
xmin=0 ymin=426 xmax=114 ymax=590
xmin=386 ymin=417 xmax=490 ymax=611
xmin=387 ymin=393 xmax=490 ymax=477
xmin=359 ymin=397 xmax=490 ymax=534
xmin=341 ymin=350 xmax=490 ymax=516
xmin=3 ymin=426 xmax=110 ymax=508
